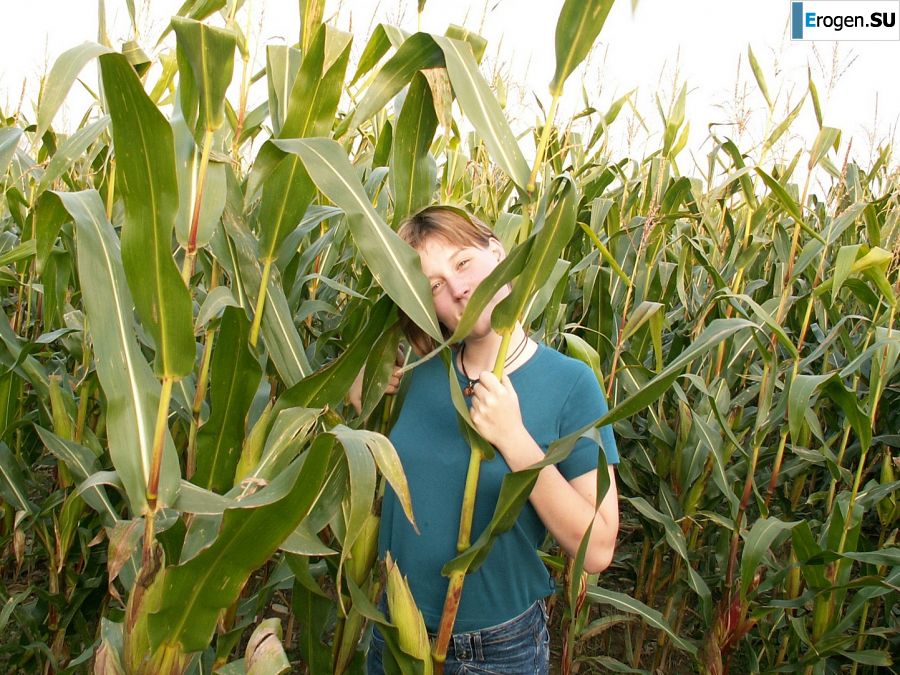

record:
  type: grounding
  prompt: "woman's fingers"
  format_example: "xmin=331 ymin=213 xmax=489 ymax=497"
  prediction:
xmin=385 ymin=369 xmax=402 ymax=394
xmin=469 ymin=370 xmax=524 ymax=448
xmin=395 ymin=345 xmax=407 ymax=366
xmin=382 ymin=345 xmax=407 ymax=395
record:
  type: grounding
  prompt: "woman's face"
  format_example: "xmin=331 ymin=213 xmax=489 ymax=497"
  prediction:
xmin=417 ymin=235 xmax=507 ymax=339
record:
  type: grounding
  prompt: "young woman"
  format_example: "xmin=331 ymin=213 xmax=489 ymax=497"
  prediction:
xmin=365 ymin=206 xmax=620 ymax=674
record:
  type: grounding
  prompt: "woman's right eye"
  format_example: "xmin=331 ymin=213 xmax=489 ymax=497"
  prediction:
xmin=431 ymin=280 xmax=443 ymax=294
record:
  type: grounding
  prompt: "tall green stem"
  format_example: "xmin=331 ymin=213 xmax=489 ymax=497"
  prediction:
xmin=249 ymin=257 xmax=273 ymax=347
xmin=433 ymin=330 xmax=515 ymax=672
xmin=527 ymin=92 xmax=561 ymax=193
xmin=181 ymin=127 xmax=215 ymax=284
xmin=186 ymin=327 xmax=214 ymax=478
xmin=146 ymin=376 xmax=174 ymax=512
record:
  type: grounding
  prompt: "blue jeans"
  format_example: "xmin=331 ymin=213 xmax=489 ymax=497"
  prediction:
xmin=366 ymin=599 xmax=550 ymax=674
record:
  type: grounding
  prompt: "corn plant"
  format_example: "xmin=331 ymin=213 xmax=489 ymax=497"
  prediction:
xmin=0 ymin=1 xmax=897 ymax=674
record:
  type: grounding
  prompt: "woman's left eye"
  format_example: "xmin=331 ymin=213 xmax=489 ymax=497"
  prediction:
xmin=456 ymin=258 xmax=469 ymax=270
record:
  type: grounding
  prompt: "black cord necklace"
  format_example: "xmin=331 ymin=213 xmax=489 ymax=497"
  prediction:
xmin=459 ymin=334 xmax=529 ymax=396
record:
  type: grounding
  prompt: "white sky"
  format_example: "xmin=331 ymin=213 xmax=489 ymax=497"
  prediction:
xmin=1 ymin=0 xmax=898 ymax=169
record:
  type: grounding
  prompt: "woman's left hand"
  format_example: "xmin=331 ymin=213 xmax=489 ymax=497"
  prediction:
xmin=469 ymin=372 xmax=527 ymax=450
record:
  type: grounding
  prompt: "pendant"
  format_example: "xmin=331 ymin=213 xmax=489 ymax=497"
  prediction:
xmin=463 ymin=381 xmax=476 ymax=396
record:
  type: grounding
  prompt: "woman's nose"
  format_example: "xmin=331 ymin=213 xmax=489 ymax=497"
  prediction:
xmin=447 ymin=276 xmax=470 ymax=300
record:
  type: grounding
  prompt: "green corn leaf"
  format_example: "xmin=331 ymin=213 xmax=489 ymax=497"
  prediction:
xmin=329 ymin=425 xmax=377 ymax=556
xmin=659 ymin=176 xmax=692 ymax=215
xmin=271 ymin=138 xmax=442 ymax=340
xmin=373 ymin=120 xmax=394 ymax=169
xmin=343 ymin=32 xmax=445 ymax=135
xmin=747 ymin=46 xmax=772 ymax=109
xmin=35 ymin=426 xmax=117 ymax=524
xmin=0 ymin=240 xmax=35 ymax=268
xmin=838 ymin=650 xmax=893 ymax=668
xmin=195 ymin=287 xmax=241 ymax=332
xmin=299 ymin=0 xmax=326 ymax=54
xmin=0 ymin=373 xmax=20 ymax=441
xmin=755 ymin=167 xmax=825 ymax=244
xmin=359 ymin=323 xmax=403 ymax=419
xmin=0 ymin=128 xmax=23 ymax=178
xmin=586 ymin=586 xmax=697 ymax=655
xmin=0 ymin=313 xmax=50 ymax=398
xmin=741 ymin=517 xmax=798 ymax=598
xmin=564 ymin=318 xmax=756 ymax=443
xmin=442 ymin=469 xmax=539 ymax=576
xmin=172 ymin=480 xmax=235 ymax=514
xmin=36 ymin=116 xmax=110 ymax=197
xmin=156 ymin=0 xmax=227 ymax=44
xmin=816 ymin=245 xmax=894 ymax=301
xmin=431 ymin=34 xmax=530 ymax=190
xmin=348 ymin=30 xmax=528 ymax=192
xmin=662 ymin=84 xmax=687 ymax=159
xmin=148 ymin=435 xmax=336 ymax=652
xmin=245 ymin=407 xmax=320 ymax=483
xmin=836 ymin=547 xmax=900 ymax=567
xmin=868 ymin=326 xmax=900 ymax=416
xmin=626 ymin=497 xmax=690 ymax=562
xmin=725 ymin=293 xmax=798 ymax=358
xmin=350 ymin=24 xmax=408 ymax=86
xmin=721 ymin=139 xmax=758 ymax=209
xmin=492 ymin=176 xmax=578 ymax=330
xmin=277 ymin=296 xmax=394 ymax=411
xmin=171 ymin=17 xmax=236 ymax=135
xmin=831 ymin=244 xmax=862 ymax=303
xmin=391 ymin=71 xmax=439 ymax=226
xmin=193 ymin=307 xmax=262 ymax=494
xmin=0 ymin=442 xmax=34 ymax=513
xmin=55 ymin=189 xmax=180 ymax=514
xmin=280 ymin=24 xmax=352 ymax=139
xmin=351 ymin=429 xmax=416 ymax=530
xmin=99 ymin=52 xmax=194 ymax=379
xmin=172 ymin=112 xmax=226 ymax=249
xmin=821 ymin=374 xmax=872 ymax=449
xmin=218 ymin=208 xmax=312 ymax=384
xmin=808 ymin=127 xmax=841 ymax=171
xmin=265 ymin=45 xmax=303 ymax=138
xmin=586 ymin=90 xmax=634 ymax=149
xmin=762 ymin=94 xmax=806 ymax=155
xmin=281 ymin=521 xmax=336 ymax=556
xmin=550 ymin=0 xmax=615 ymax=96
xmin=787 ymin=374 xmax=831 ymax=442
xmin=291 ymin=575 xmax=333 ymax=674
xmin=791 ymin=521 xmax=828 ymax=589
xmin=562 ymin=333 xmax=605 ymax=385
xmin=621 ymin=301 xmax=664 ymax=342
xmin=445 ymin=24 xmax=488 ymax=63
xmin=36 ymin=42 xmax=111 ymax=140
xmin=256 ymin=154 xmax=316 ymax=264
xmin=808 ymin=67 xmax=823 ymax=128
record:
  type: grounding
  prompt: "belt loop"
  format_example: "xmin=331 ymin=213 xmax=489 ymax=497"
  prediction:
xmin=452 ymin=632 xmax=473 ymax=661
xmin=472 ymin=631 xmax=484 ymax=661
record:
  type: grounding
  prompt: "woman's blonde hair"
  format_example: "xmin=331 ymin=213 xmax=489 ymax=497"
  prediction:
xmin=397 ymin=206 xmax=497 ymax=355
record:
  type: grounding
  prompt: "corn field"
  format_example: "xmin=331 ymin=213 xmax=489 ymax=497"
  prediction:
xmin=0 ymin=0 xmax=897 ymax=673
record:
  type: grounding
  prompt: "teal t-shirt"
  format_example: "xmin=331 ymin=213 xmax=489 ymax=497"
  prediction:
xmin=380 ymin=343 xmax=619 ymax=632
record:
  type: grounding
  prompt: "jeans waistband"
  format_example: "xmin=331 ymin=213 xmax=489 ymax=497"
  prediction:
xmin=433 ymin=599 xmax=545 ymax=642
xmin=443 ymin=600 xmax=545 ymax=662
xmin=377 ymin=598 xmax=545 ymax=644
